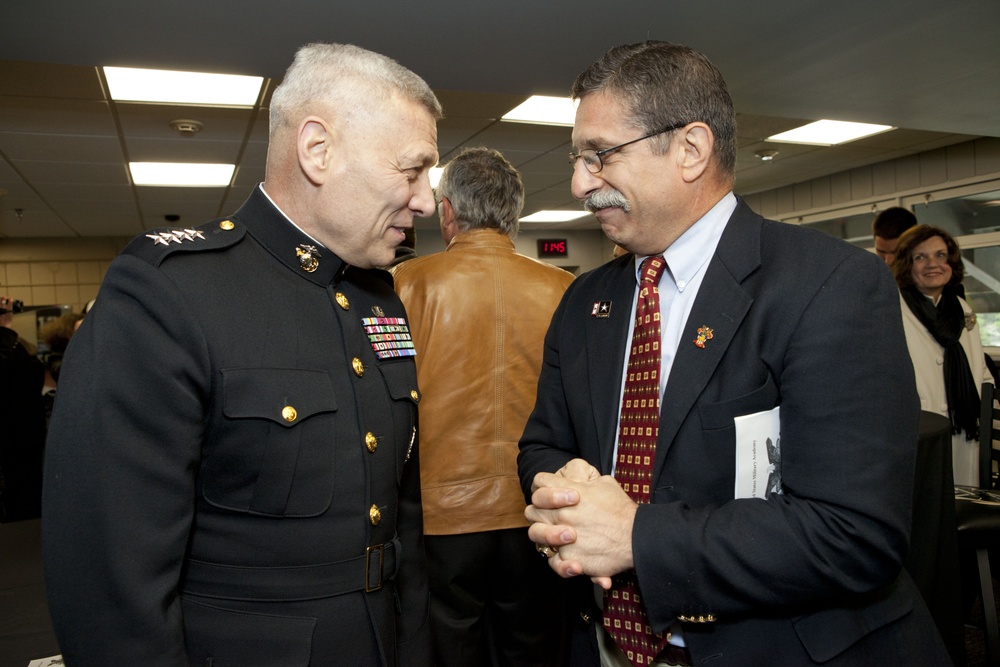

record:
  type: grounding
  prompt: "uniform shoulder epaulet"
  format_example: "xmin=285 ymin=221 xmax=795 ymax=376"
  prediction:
xmin=122 ymin=219 xmax=246 ymax=268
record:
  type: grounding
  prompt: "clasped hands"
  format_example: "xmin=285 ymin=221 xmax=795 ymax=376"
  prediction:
xmin=525 ymin=458 xmax=637 ymax=589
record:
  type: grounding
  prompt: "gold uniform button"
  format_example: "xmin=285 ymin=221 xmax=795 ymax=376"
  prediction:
xmin=410 ymin=389 xmax=419 ymax=402
xmin=335 ymin=292 xmax=350 ymax=310
xmin=365 ymin=432 xmax=378 ymax=453
xmin=219 ymin=220 xmax=235 ymax=231
xmin=352 ymin=358 xmax=365 ymax=377
xmin=281 ymin=406 xmax=297 ymax=422
xmin=369 ymin=504 xmax=381 ymax=526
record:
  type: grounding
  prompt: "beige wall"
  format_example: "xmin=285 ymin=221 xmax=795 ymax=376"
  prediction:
xmin=0 ymin=237 xmax=129 ymax=311
xmin=742 ymin=137 xmax=1000 ymax=221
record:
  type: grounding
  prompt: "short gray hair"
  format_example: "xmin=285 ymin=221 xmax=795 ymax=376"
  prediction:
xmin=270 ymin=42 xmax=442 ymax=134
xmin=438 ymin=147 xmax=524 ymax=238
xmin=572 ymin=41 xmax=736 ymax=180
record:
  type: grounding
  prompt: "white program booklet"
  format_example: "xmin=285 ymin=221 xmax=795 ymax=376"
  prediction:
xmin=28 ymin=658 xmax=64 ymax=667
xmin=733 ymin=406 xmax=782 ymax=499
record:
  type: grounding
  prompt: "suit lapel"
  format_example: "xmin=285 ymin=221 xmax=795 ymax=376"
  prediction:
xmin=586 ymin=258 xmax=636 ymax=474
xmin=653 ymin=200 xmax=762 ymax=480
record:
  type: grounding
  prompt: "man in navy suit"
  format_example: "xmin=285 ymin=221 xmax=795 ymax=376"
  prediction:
xmin=518 ymin=41 xmax=951 ymax=666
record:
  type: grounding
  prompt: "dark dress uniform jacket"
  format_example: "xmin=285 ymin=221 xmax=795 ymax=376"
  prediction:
xmin=518 ymin=198 xmax=952 ymax=666
xmin=43 ymin=186 xmax=431 ymax=666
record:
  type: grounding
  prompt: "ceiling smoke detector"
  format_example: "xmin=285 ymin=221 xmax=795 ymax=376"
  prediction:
xmin=755 ymin=149 xmax=779 ymax=161
xmin=169 ymin=119 xmax=204 ymax=137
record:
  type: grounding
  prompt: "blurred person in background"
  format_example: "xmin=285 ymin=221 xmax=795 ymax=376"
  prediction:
xmin=873 ymin=207 xmax=918 ymax=267
xmin=0 ymin=294 xmax=45 ymax=522
xmin=892 ymin=224 xmax=993 ymax=487
xmin=391 ymin=147 xmax=574 ymax=666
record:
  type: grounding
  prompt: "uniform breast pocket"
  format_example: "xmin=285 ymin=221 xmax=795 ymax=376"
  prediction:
xmin=204 ymin=368 xmax=338 ymax=517
xmin=374 ymin=360 xmax=420 ymax=483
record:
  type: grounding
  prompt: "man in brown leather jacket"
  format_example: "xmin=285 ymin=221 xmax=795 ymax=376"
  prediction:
xmin=391 ymin=147 xmax=574 ymax=666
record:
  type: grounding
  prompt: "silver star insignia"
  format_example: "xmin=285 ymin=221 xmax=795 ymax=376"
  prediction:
xmin=147 ymin=234 xmax=169 ymax=245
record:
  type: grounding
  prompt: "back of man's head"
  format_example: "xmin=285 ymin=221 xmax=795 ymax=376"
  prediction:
xmin=438 ymin=147 xmax=524 ymax=238
xmin=571 ymin=41 xmax=737 ymax=183
xmin=872 ymin=207 xmax=917 ymax=241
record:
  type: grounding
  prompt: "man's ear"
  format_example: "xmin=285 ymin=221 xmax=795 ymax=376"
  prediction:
xmin=677 ymin=122 xmax=715 ymax=183
xmin=297 ymin=116 xmax=336 ymax=186
xmin=439 ymin=197 xmax=459 ymax=242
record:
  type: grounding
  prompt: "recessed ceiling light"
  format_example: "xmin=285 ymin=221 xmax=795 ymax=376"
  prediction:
xmin=755 ymin=149 xmax=779 ymax=161
xmin=430 ymin=167 xmax=443 ymax=189
xmin=766 ymin=120 xmax=895 ymax=146
xmin=520 ymin=210 xmax=590 ymax=223
xmin=129 ymin=162 xmax=235 ymax=187
xmin=104 ymin=66 xmax=263 ymax=107
xmin=501 ymin=96 xmax=578 ymax=127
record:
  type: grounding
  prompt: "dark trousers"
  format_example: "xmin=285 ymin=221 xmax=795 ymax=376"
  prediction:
xmin=425 ymin=527 xmax=569 ymax=667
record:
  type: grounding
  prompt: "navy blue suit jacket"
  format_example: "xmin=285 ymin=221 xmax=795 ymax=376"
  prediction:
xmin=518 ymin=198 xmax=950 ymax=665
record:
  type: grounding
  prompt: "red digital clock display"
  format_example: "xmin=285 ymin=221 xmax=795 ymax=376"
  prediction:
xmin=538 ymin=239 xmax=568 ymax=257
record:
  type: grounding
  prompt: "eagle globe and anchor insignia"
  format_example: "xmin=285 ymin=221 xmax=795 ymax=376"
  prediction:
xmin=296 ymin=244 xmax=321 ymax=273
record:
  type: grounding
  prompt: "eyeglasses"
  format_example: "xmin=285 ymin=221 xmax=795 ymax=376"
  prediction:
xmin=568 ymin=121 xmax=690 ymax=174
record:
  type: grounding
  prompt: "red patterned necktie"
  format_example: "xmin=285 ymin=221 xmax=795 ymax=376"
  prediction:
xmin=604 ymin=255 xmax=669 ymax=667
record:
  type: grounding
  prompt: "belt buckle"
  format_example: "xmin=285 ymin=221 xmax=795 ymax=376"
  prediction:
xmin=365 ymin=544 xmax=384 ymax=592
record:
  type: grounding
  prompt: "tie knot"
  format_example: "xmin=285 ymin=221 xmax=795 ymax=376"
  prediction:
xmin=640 ymin=255 xmax=666 ymax=285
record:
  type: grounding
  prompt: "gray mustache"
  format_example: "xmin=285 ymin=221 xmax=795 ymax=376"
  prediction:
xmin=584 ymin=189 xmax=631 ymax=213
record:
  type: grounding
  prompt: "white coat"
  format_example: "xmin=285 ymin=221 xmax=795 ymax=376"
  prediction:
xmin=900 ymin=291 xmax=993 ymax=486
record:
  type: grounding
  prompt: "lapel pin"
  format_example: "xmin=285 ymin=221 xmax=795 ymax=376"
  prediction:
xmin=694 ymin=325 xmax=714 ymax=348
xmin=591 ymin=301 xmax=612 ymax=318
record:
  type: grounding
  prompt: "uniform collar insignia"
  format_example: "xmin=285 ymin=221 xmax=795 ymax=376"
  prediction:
xmin=296 ymin=244 xmax=321 ymax=273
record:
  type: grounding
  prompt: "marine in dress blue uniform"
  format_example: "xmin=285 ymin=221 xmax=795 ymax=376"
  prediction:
xmin=43 ymin=187 xmax=430 ymax=665
xmin=42 ymin=42 xmax=440 ymax=667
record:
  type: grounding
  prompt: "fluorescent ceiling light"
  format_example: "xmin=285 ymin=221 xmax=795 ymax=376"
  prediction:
xmin=104 ymin=66 xmax=263 ymax=107
xmin=501 ymin=96 xmax=578 ymax=127
xmin=430 ymin=167 xmax=443 ymax=189
xmin=130 ymin=162 xmax=235 ymax=187
xmin=766 ymin=120 xmax=895 ymax=146
xmin=520 ymin=210 xmax=590 ymax=223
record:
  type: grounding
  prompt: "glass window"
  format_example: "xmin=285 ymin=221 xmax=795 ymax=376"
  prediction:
xmin=964 ymin=245 xmax=1000 ymax=346
xmin=917 ymin=189 xmax=1000 ymax=238
xmin=801 ymin=212 xmax=876 ymax=249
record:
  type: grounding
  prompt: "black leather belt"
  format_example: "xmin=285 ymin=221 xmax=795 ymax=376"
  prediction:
xmin=182 ymin=538 xmax=399 ymax=602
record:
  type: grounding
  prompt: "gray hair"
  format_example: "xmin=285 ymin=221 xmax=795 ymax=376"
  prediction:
xmin=269 ymin=42 xmax=442 ymax=134
xmin=571 ymin=41 xmax=736 ymax=180
xmin=438 ymin=147 xmax=524 ymax=238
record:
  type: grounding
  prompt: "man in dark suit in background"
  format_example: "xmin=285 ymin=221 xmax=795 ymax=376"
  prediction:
xmin=872 ymin=206 xmax=918 ymax=266
xmin=43 ymin=43 xmax=438 ymax=666
xmin=519 ymin=41 xmax=951 ymax=666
